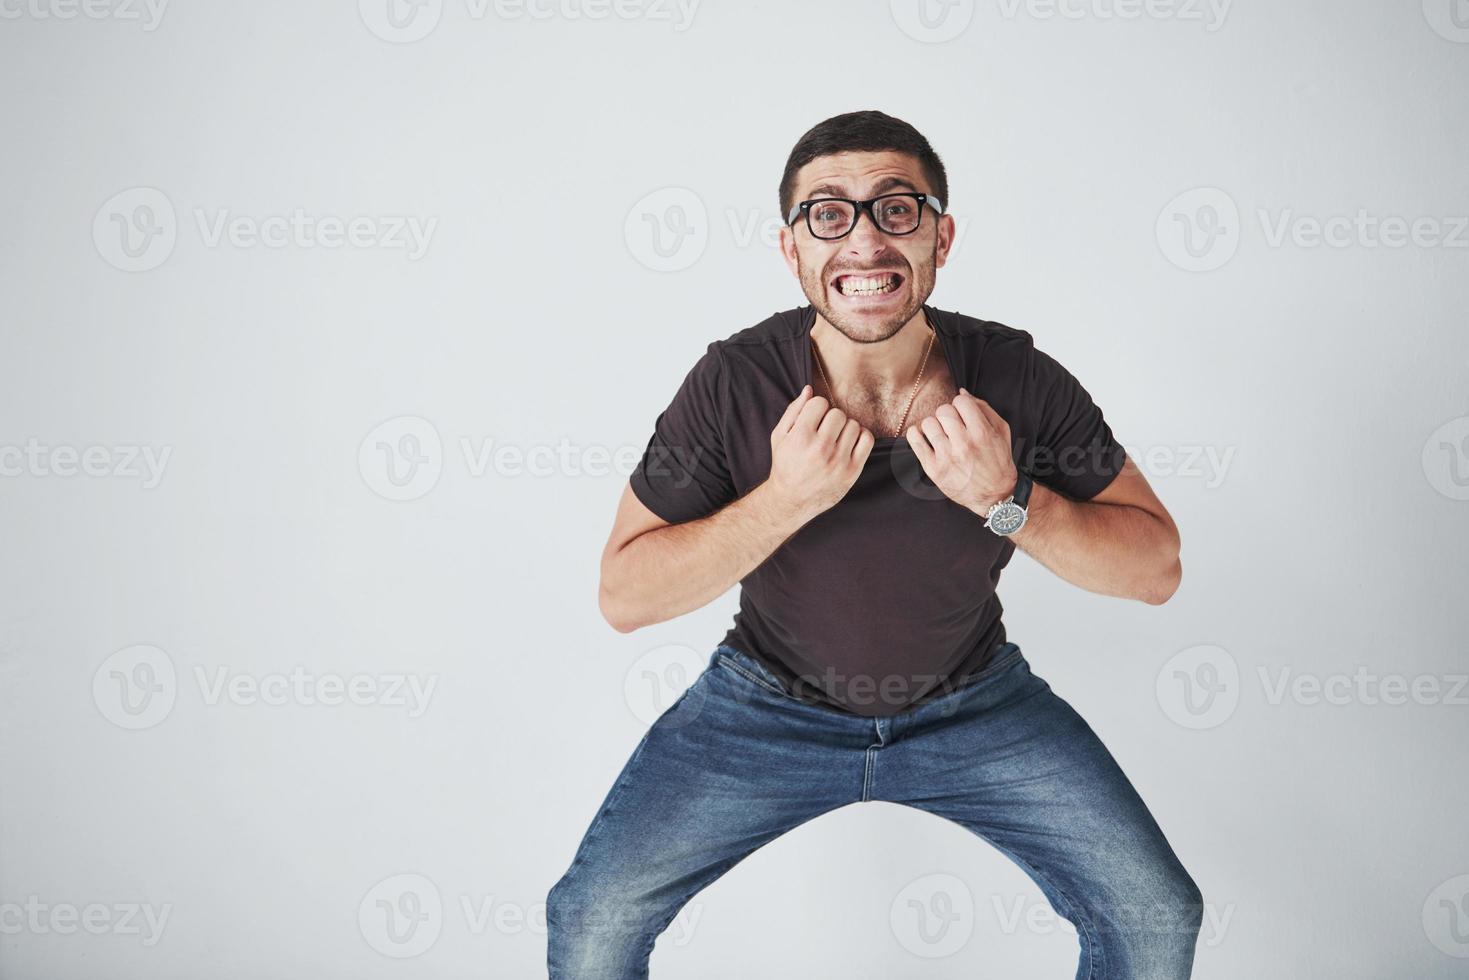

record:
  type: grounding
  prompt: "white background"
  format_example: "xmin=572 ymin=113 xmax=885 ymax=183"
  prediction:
xmin=2 ymin=1 xmax=1467 ymax=977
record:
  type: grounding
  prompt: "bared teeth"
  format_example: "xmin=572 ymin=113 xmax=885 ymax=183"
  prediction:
xmin=837 ymin=273 xmax=900 ymax=295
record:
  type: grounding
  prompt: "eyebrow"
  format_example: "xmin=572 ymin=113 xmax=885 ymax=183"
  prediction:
xmin=803 ymin=175 xmax=921 ymax=199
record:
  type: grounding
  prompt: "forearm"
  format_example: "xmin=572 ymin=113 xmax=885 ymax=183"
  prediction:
xmin=1006 ymin=482 xmax=1182 ymax=604
xmin=600 ymin=481 xmax=815 ymax=632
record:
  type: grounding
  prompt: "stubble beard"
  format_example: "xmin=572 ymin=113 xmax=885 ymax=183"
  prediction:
xmin=797 ymin=243 xmax=937 ymax=345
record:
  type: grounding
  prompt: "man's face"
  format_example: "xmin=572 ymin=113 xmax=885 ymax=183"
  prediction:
xmin=780 ymin=149 xmax=954 ymax=344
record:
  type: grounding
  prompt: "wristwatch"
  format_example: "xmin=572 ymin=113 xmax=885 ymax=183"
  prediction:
xmin=982 ymin=467 xmax=1033 ymax=537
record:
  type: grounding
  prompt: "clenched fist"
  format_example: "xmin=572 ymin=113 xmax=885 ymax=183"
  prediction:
xmin=905 ymin=387 xmax=1018 ymax=517
xmin=767 ymin=384 xmax=875 ymax=519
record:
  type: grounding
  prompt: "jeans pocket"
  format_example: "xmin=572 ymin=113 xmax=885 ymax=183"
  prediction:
xmin=714 ymin=645 xmax=797 ymax=701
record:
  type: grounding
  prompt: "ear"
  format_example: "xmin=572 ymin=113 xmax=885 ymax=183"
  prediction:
xmin=778 ymin=224 xmax=800 ymax=279
xmin=933 ymin=212 xmax=956 ymax=270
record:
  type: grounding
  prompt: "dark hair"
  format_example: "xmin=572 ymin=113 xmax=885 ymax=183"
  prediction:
xmin=778 ymin=110 xmax=949 ymax=223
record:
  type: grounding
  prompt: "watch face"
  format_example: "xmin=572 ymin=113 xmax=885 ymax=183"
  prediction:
xmin=989 ymin=502 xmax=1026 ymax=536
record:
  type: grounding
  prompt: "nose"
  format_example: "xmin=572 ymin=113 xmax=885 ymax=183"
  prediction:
xmin=845 ymin=205 xmax=891 ymax=254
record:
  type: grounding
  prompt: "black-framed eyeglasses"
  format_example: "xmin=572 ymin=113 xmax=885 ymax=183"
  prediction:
xmin=786 ymin=192 xmax=944 ymax=240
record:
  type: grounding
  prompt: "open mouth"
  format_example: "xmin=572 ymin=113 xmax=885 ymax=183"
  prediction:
xmin=831 ymin=271 xmax=905 ymax=299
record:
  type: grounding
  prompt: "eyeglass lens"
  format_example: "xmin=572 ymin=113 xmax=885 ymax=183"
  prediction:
xmin=808 ymin=195 xmax=924 ymax=238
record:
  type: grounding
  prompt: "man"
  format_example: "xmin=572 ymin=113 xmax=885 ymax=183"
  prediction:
xmin=547 ymin=110 xmax=1202 ymax=979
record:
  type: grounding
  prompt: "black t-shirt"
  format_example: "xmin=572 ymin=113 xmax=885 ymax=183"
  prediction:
xmin=628 ymin=303 xmax=1126 ymax=718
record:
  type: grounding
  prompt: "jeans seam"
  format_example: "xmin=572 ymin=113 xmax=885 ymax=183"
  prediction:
xmin=981 ymin=832 xmax=1101 ymax=979
xmin=716 ymin=654 xmax=799 ymax=702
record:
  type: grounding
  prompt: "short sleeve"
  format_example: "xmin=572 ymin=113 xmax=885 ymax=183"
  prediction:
xmin=628 ymin=341 xmax=737 ymax=524
xmin=1024 ymin=344 xmax=1127 ymax=501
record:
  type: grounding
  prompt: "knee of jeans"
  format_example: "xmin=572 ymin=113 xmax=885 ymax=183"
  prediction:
xmin=1093 ymin=858 xmax=1203 ymax=943
xmin=1140 ymin=860 xmax=1205 ymax=937
xmin=546 ymin=868 xmax=654 ymax=940
xmin=1176 ymin=869 xmax=1205 ymax=934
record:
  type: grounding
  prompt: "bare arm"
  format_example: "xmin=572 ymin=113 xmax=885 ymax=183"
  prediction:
xmin=598 ymin=481 xmax=812 ymax=633
xmin=599 ymin=385 xmax=875 ymax=633
xmin=1008 ymin=453 xmax=1183 ymax=605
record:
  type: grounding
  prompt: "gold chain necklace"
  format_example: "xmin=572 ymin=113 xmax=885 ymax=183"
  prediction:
xmin=811 ymin=324 xmax=936 ymax=439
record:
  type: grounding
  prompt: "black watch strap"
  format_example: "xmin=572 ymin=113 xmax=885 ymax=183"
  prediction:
xmin=1012 ymin=466 xmax=1033 ymax=509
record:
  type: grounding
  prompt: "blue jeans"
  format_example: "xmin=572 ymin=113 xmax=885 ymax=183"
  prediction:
xmin=546 ymin=642 xmax=1203 ymax=978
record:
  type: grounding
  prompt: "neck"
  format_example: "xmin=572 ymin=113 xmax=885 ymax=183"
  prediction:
xmin=811 ymin=309 xmax=933 ymax=392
